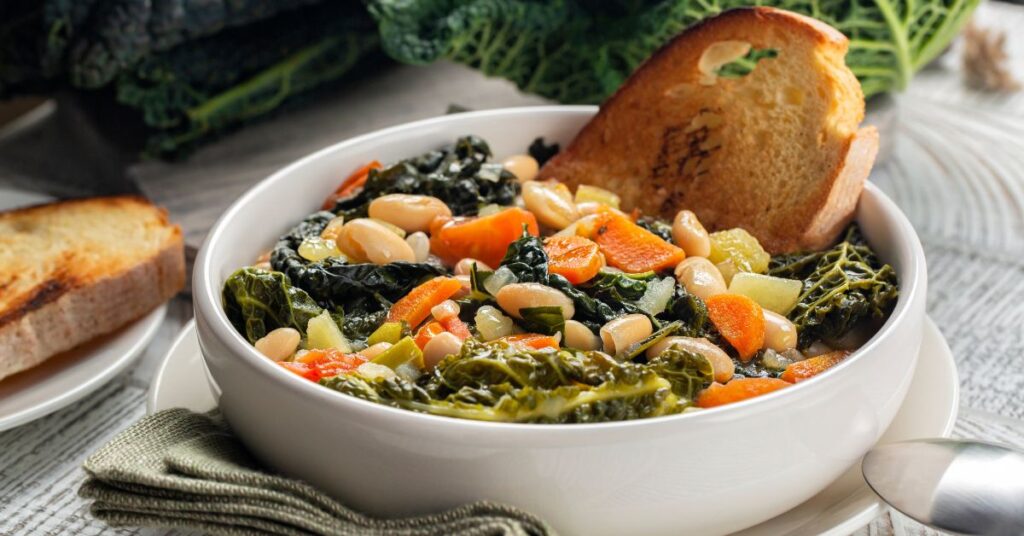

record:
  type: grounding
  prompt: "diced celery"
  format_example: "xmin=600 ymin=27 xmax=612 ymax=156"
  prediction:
xmin=708 ymin=228 xmax=770 ymax=276
xmin=298 ymin=237 xmax=343 ymax=262
xmin=728 ymin=272 xmax=803 ymax=315
xmin=306 ymin=311 xmax=352 ymax=352
xmin=371 ymin=336 xmax=424 ymax=370
xmin=367 ymin=321 xmax=405 ymax=346
xmin=574 ymin=184 xmax=621 ymax=209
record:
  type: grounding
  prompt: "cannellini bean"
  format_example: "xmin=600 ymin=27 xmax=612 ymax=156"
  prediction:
xmin=674 ymin=257 xmax=727 ymax=300
xmin=645 ymin=336 xmax=734 ymax=383
xmin=431 ymin=299 xmax=460 ymax=321
xmin=360 ymin=342 xmax=392 ymax=359
xmin=672 ymin=210 xmax=711 ymax=257
xmin=405 ymin=232 xmax=430 ymax=262
xmin=336 ymin=219 xmax=416 ymax=264
xmin=503 ymin=154 xmax=539 ymax=182
xmin=423 ymin=332 xmax=464 ymax=370
xmin=320 ymin=215 xmax=346 ymax=242
xmin=599 ymin=314 xmax=652 ymax=355
xmin=495 ymin=283 xmax=575 ymax=320
xmin=564 ymin=320 xmax=601 ymax=350
xmin=368 ymin=194 xmax=452 ymax=233
xmin=521 ymin=180 xmax=580 ymax=230
xmin=254 ymin=328 xmax=301 ymax=361
xmin=763 ymin=310 xmax=798 ymax=352
xmin=454 ymin=258 xmax=492 ymax=276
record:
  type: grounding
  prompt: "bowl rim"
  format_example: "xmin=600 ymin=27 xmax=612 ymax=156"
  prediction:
xmin=194 ymin=105 xmax=926 ymax=432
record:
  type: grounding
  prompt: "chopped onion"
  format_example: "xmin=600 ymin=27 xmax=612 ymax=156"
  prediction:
xmin=637 ymin=277 xmax=675 ymax=315
xmin=478 ymin=203 xmax=503 ymax=217
xmin=483 ymin=266 xmax=518 ymax=296
xmin=475 ymin=305 xmax=514 ymax=341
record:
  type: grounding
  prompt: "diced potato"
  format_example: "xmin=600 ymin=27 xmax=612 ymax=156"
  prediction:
xmin=574 ymin=184 xmax=621 ymax=209
xmin=708 ymin=228 xmax=770 ymax=278
xmin=306 ymin=311 xmax=352 ymax=352
xmin=298 ymin=237 xmax=343 ymax=262
xmin=728 ymin=272 xmax=803 ymax=315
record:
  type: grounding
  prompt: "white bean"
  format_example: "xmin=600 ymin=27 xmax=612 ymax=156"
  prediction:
xmin=521 ymin=180 xmax=580 ymax=230
xmin=368 ymin=194 xmax=452 ymax=232
xmin=672 ymin=210 xmax=711 ymax=257
xmin=423 ymin=332 xmax=463 ymax=370
xmin=405 ymin=231 xmax=431 ymax=262
xmin=495 ymin=283 xmax=575 ymax=320
xmin=599 ymin=314 xmax=652 ymax=355
xmin=645 ymin=336 xmax=735 ymax=383
xmin=674 ymin=257 xmax=727 ymax=300
xmin=360 ymin=342 xmax=392 ymax=359
xmin=454 ymin=258 xmax=492 ymax=276
xmin=336 ymin=219 xmax=416 ymax=264
xmin=431 ymin=299 xmax=460 ymax=321
xmin=453 ymin=274 xmax=472 ymax=299
xmin=254 ymin=328 xmax=301 ymax=361
xmin=763 ymin=310 xmax=798 ymax=352
xmin=503 ymin=154 xmax=539 ymax=182
xmin=564 ymin=320 xmax=601 ymax=350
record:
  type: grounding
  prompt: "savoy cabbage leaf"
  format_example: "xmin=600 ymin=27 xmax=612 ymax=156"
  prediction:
xmin=369 ymin=0 xmax=979 ymax=102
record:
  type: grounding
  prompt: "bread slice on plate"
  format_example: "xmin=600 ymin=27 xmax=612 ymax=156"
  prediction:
xmin=0 ymin=196 xmax=184 ymax=382
xmin=539 ymin=7 xmax=878 ymax=253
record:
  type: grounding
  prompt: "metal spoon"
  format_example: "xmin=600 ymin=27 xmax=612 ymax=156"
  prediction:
xmin=862 ymin=439 xmax=1024 ymax=535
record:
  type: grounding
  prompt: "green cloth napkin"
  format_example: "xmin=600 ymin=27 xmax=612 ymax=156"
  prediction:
xmin=80 ymin=409 xmax=553 ymax=536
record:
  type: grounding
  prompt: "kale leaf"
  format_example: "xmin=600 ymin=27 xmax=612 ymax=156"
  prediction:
xmin=636 ymin=216 xmax=673 ymax=242
xmin=332 ymin=135 xmax=519 ymax=218
xmin=527 ymin=137 xmax=559 ymax=166
xmin=648 ymin=347 xmax=715 ymax=401
xmin=222 ymin=267 xmax=324 ymax=344
xmin=769 ymin=225 xmax=899 ymax=348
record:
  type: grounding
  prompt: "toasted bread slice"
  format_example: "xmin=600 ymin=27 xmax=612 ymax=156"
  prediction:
xmin=539 ymin=7 xmax=878 ymax=253
xmin=0 ymin=196 xmax=184 ymax=381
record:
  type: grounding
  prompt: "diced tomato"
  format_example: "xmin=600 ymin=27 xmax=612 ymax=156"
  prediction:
xmin=440 ymin=316 xmax=472 ymax=340
xmin=287 ymin=349 xmax=366 ymax=380
xmin=278 ymin=361 xmax=322 ymax=382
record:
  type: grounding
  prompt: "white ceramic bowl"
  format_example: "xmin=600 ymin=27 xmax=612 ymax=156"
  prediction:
xmin=194 ymin=106 xmax=926 ymax=535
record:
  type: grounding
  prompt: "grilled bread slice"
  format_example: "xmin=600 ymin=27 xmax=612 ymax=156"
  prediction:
xmin=0 ymin=196 xmax=184 ymax=381
xmin=539 ymin=7 xmax=878 ymax=253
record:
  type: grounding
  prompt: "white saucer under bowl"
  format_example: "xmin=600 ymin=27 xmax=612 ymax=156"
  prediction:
xmin=149 ymin=317 xmax=958 ymax=535
xmin=0 ymin=188 xmax=167 ymax=431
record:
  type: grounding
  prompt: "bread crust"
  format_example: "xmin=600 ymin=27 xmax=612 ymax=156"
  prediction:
xmin=539 ymin=7 xmax=871 ymax=254
xmin=0 ymin=196 xmax=185 ymax=381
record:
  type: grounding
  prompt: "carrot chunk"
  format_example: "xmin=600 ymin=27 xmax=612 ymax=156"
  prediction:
xmin=430 ymin=207 xmax=539 ymax=268
xmin=321 ymin=160 xmax=382 ymax=209
xmin=440 ymin=315 xmax=472 ymax=340
xmin=705 ymin=293 xmax=766 ymax=362
xmin=781 ymin=351 xmax=851 ymax=383
xmin=388 ymin=277 xmax=463 ymax=328
xmin=498 ymin=333 xmax=560 ymax=351
xmin=590 ymin=210 xmax=685 ymax=273
xmin=697 ymin=378 xmax=790 ymax=408
xmin=544 ymin=235 xmax=603 ymax=284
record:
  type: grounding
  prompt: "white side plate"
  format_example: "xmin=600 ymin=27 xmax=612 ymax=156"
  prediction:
xmin=149 ymin=318 xmax=958 ymax=535
xmin=0 ymin=188 xmax=167 ymax=431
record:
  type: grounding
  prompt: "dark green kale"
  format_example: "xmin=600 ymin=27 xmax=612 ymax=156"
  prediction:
xmin=527 ymin=137 xmax=559 ymax=166
xmin=519 ymin=306 xmax=566 ymax=336
xmin=498 ymin=230 xmax=550 ymax=283
xmin=267 ymin=211 xmax=444 ymax=339
xmin=222 ymin=267 xmax=324 ymax=344
xmin=660 ymin=285 xmax=710 ymax=338
xmin=636 ymin=216 xmax=673 ymax=242
xmin=769 ymin=225 xmax=899 ymax=348
xmin=332 ymin=135 xmax=520 ymax=219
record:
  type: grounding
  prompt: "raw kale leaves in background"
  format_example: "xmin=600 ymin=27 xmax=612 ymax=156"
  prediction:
xmin=0 ymin=0 xmax=979 ymax=157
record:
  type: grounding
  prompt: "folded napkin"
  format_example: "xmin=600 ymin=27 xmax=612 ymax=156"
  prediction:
xmin=80 ymin=409 xmax=553 ymax=536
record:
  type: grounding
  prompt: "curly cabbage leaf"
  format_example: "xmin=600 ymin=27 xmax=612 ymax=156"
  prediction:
xmin=648 ymin=347 xmax=715 ymax=400
xmin=369 ymin=0 xmax=979 ymax=102
xmin=332 ymin=135 xmax=520 ymax=218
xmin=222 ymin=267 xmax=324 ymax=344
xmin=769 ymin=225 xmax=899 ymax=348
